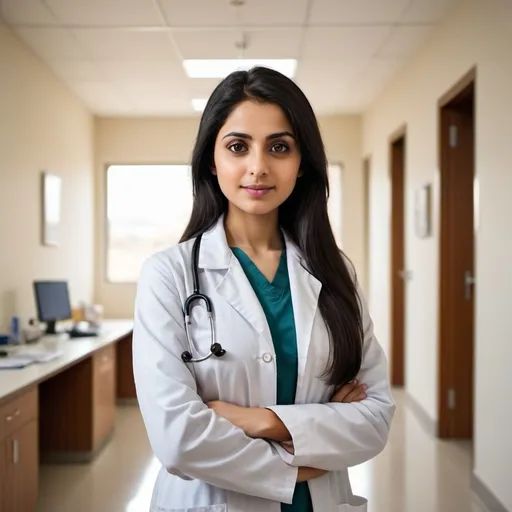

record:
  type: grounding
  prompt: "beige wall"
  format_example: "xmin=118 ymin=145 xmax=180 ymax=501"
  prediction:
xmin=94 ymin=115 xmax=364 ymax=318
xmin=363 ymin=0 xmax=512 ymax=508
xmin=0 ymin=25 xmax=94 ymax=332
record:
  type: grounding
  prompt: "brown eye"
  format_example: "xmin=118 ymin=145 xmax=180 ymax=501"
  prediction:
xmin=228 ymin=142 xmax=246 ymax=153
xmin=271 ymin=143 xmax=289 ymax=153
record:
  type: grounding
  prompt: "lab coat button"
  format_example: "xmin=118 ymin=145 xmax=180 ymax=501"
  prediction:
xmin=262 ymin=353 xmax=273 ymax=363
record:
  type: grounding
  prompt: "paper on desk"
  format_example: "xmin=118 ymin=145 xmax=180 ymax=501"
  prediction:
xmin=0 ymin=356 xmax=33 ymax=369
xmin=20 ymin=347 xmax=64 ymax=363
xmin=0 ymin=347 xmax=63 ymax=369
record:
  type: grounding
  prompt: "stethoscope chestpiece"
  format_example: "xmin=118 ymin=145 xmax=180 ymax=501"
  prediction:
xmin=210 ymin=343 xmax=226 ymax=357
xmin=181 ymin=350 xmax=193 ymax=363
xmin=181 ymin=343 xmax=226 ymax=363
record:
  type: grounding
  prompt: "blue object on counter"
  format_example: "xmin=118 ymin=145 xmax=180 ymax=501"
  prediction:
xmin=10 ymin=316 xmax=19 ymax=343
xmin=0 ymin=334 xmax=9 ymax=345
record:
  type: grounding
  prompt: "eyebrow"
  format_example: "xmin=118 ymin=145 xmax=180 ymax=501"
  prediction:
xmin=222 ymin=131 xmax=295 ymax=141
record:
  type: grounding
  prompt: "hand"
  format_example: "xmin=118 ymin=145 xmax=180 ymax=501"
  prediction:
xmin=281 ymin=440 xmax=295 ymax=454
xmin=331 ymin=379 xmax=367 ymax=403
xmin=207 ymin=401 xmax=271 ymax=438
xmin=297 ymin=467 xmax=328 ymax=482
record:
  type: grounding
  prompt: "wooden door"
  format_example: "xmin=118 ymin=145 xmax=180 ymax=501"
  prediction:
xmin=390 ymin=134 xmax=406 ymax=387
xmin=438 ymin=79 xmax=475 ymax=438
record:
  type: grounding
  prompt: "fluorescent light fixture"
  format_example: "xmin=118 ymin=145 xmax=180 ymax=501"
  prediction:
xmin=191 ymin=98 xmax=208 ymax=112
xmin=183 ymin=59 xmax=297 ymax=79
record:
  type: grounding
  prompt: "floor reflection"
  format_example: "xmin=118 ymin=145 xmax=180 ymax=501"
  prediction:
xmin=38 ymin=391 xmax=490 ymax=512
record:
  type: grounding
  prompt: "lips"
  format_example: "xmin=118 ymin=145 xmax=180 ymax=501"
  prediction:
xmin=242 ymin=185 xmax=274 ymax=197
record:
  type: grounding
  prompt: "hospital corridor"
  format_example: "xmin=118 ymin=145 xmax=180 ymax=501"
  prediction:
xmin=1 ymin=0 xmax=511 ymax=511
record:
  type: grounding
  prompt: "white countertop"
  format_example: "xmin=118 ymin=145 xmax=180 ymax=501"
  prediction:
xmin=0 ymin=320 xmax=133 ymax=402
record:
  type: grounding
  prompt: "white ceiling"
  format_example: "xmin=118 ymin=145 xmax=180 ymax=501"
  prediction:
xmin=1 ymin=0 xmax=457 ymax=117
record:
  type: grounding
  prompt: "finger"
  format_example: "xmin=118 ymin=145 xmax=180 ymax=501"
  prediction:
xmin=347 ymin=391 xmax=367 ymax=403
xmin=331 ymin=385 xmax=352 ymax=402
xmin=343 ymin=385 xmax=368 ymax=403
xmin=332 ymin=380 xmax=358 ymax=402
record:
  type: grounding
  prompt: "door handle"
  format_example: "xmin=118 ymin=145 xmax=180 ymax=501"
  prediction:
xmin=398 ymin=269 xmax=412 ymax=281
xmin=464 ymin=270 xmax=476 ymax=300
xmin=12 ymin=439 xmax=19 ymax=464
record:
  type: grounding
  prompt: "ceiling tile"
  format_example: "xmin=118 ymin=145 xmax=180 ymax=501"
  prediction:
xmin=344 ymin=58 xmax=406 ymax=108
xmin=72 ymin=30 xmax=177 ymax=61
xmin=117 ymin=78 xmax=220 ymax=102
xmin=44 ymin=0 xmax=164 ymax=26
xmin=129 ymin=96 xmax=193 ymax=116
xmin=14 ymin=28 xmax=90 ymax=60
xmin=1 ymin=0 xmax=57 ymax=24
xmin=309 ymin=0 xmax=409 ymax=26
xmin=95 ymin=60 xmax=185 ymax=82
xmin=46 ymin=60 xmax=102 ymax=81
xmin=296 ymin=58 xmax=368 ymax=86
xmin=159 ymin=0 xmax=308 ymax=27
xmin=302 ymin=26 xmax=391 ymax=59
xmin=172 ymin=28 xmax=302 ymax=59
xmin=72 ymin=80 xmax=131 ymax=110
xmin=375 ymin=26 xmax=433 ymax=58
xmin=400 ymin=0 xmax=457 ymax=23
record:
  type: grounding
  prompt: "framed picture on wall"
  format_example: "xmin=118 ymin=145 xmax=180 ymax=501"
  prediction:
xmin=41 ymin=172 xmax=62 ymax=246
xmin=415 ymin=183 xmax=432 ymax=238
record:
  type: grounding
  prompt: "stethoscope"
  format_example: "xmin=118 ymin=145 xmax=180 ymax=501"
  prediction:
xmin=181 ymin=234 xmax=227 ymax=363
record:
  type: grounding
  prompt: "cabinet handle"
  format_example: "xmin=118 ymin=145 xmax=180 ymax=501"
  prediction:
xmin=13 ymin=439 xmax=19 ymax=464
xmin=5 ymin=409 xmax=20 ymax=422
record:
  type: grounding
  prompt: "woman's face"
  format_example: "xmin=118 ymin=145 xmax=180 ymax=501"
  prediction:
xmin=213 ymin=100 xmax=302 ymax=217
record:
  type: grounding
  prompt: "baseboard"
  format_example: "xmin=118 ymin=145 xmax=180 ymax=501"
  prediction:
xmin=471 ymin=474 xmax=509 ymax=512
xmin=117 ymin=397 xmax=138 ymax=406
xmin=41 ymin=430 xmax=114 ymax=464
xmin=404 ymin=391 xmax=438 ymax=438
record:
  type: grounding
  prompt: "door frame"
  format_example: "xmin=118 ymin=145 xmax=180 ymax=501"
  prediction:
xmin=389 ymin=125 xmax=407 ymax=388
xmin=363 ymin=156 xmax=371 ymax=296
xmin=437 ymin=67 xmax=477 ymax=438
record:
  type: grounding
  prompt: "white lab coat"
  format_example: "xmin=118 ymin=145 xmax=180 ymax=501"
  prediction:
xmin=132 ymin=216 xmax=395 ymax=512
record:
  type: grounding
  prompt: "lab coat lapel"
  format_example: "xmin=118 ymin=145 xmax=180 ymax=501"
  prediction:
xmin=199 ymin=217 xmax=274 ymax=352
xmin=284 ymin=234 xmax=322 ymax=378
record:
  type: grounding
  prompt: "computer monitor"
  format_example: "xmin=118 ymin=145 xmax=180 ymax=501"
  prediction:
xmin=33 ymin=281 xmax=72 ymax=334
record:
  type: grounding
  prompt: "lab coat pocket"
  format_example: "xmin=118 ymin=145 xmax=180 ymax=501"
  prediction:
xmin=337 ymin=495 xmax=367 ymax=511
xmin=151 ymin=506 xmax=226 ymax=512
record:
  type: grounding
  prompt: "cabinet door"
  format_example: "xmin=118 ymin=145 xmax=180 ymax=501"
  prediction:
xmin=0 ymin=439 xmax=6 ymax=512
xmin=93 ymin=345 xmax=116 ymax=449
xmin=6 ymin=420 xmax=38 ymax=512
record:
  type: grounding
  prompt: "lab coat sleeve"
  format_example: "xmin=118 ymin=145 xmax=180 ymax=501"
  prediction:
xmin=132 ymin=253 xmax=298 ymax=504
xmin=266 ymin=284 xmax=396 ymax=471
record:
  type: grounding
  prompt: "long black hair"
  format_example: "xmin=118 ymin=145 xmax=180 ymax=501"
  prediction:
xmin=181 ymin=66 xmax=363 ymax=387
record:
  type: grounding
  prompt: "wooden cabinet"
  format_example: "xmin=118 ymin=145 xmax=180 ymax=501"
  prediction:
xmin=39 ymin=345 xmax=117 ymax=462
xmin=0 ymin=387 xmax=38 ymax=512
xmin=116 ymin=332 xmax=137 ymax=403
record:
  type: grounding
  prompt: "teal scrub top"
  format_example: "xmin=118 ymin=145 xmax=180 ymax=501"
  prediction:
xmin=231 ymin=247 xmax=314 ymax=512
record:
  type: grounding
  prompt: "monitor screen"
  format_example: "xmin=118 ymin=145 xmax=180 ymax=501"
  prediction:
xmin=33 ymin=281 xmax=72 ymax=325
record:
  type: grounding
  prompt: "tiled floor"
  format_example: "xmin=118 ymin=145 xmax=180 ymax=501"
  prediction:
xmin=38 ymin=390 xmax=489 ymax=512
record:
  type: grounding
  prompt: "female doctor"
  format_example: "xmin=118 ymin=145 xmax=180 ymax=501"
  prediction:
xmin=132 ymin=66 xmax=395 ymax=512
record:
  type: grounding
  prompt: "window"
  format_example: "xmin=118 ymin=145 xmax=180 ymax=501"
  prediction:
xmin=106 ymin=164 xmax=193 ymax=283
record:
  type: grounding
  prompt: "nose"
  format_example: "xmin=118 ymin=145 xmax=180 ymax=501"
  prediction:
xmin=248 ymin=149 xmax=269 ymax=177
